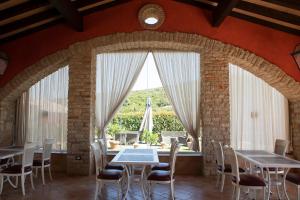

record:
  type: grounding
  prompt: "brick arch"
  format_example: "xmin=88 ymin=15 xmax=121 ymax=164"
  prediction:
xmin=1 ymin=31 xmax=299 ymax=104
xmin=0 ymin=31 xmax=299 ymax=175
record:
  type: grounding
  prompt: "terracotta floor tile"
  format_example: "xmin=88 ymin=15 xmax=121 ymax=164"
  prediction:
xmin=0 ymin=173 xmax=297 ymax=200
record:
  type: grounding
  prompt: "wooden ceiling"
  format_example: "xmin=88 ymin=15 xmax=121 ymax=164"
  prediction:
xmin=0 ymin=0 xmax=299 ymax=45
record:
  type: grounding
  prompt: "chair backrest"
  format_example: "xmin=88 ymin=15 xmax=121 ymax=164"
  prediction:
xmin=98 ymin=139 xmax=107 ymax=168
xmin=228 ymin=147 xmax=240 ymax=184
xmin=212 ymin=141 xmax=225 ymax=171
xmin=91 ymin=142 xmax=103 ymax=176
xmin=169 ymin=140 xmax=178 ymax=164
xmin=22 ymin=143 xmax=36 ymax=168
xmin=170 ymin=143 xmax=180 ymax=177
xmin=43 ymin=138 xmax=55 ymax=161
xmin=274 ymin=139 xmax=289 ymax=156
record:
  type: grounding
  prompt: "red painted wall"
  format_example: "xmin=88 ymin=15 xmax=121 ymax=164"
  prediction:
xmin=0 ymin=0 xmax=299 ymax=87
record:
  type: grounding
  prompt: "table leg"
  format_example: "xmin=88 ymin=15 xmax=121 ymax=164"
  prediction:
xmin=140 ymin=166 xmax=147 ymax=200
xmin=266 ymin=168 xmax=271 ymax=200
xmin=124 ymin=165 xmax=131 ymax=200
xmin=283 ymin=168 xmax=290 ymax=200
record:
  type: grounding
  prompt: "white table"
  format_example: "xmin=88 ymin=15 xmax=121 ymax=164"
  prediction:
xmin=111 ymin=148 xmax=159 ymax=199
xmin=236 ymin=150 xmax=300 ymax=200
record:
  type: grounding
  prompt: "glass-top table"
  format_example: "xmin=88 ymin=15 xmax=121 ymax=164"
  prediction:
xmin=236 ymin=149 xmax=300 ymax=200
xmin=111 ymin=148 xmax=159 ymax=199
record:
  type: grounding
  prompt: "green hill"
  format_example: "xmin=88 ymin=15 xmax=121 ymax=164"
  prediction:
xmin=118 ymin=87 xmax=173 ymax=113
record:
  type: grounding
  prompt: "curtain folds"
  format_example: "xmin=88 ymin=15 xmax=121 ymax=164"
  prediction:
xmin=15 ymin=91 xmax=29 ymax=146
xmin=16 ymin=66 xmax=69 ymax=150
xmin=95 ymin=52 xmax=148 ymax=138
xmin=229 ymin=64 xmax=289 ymax=152
xmin=153 ymin=51 xmax=201 ymax=151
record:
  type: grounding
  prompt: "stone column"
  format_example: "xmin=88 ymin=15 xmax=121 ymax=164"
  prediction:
xmin=290 ymin=101 xmax=300 ymax=160
xmin=201 ymin=51 xmax=230 ymax=176
xmin=67 ymin=50 xmax=95 ymax=175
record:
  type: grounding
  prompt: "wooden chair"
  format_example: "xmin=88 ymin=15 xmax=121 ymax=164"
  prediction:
xmin=32 ymin=138 xmax=55 ymax=185
xmin=229 ymin=147 xmax=268 ymax=200
xmin=151 ymin=140 xmax=178 ymax=171
xmin=147 ymin=143 xmax=180 ymax=200
xmin=212 ymin=140 xmax=245 ymax=192
xmin=0 ymin=143 xmax=36 ymax=196
xmin=91 ymin=142 xmax=124 ymax=200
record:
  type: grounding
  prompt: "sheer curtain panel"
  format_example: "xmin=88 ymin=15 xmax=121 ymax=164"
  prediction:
xmin=95 ymin=52 xmax=148 ymax=138
xmin=25 ymin=66 xmax=69 ymax=150
xmin=153 ymin=51 xmax=201 ymax=151
xmin=15 ymin=91 xmax=29 ymax=146
xmin=229 ymin=64 xmax=289 ymax=152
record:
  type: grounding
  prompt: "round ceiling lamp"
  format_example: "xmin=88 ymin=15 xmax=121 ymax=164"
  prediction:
xmin=138 ymin=4 xmax=165 ymax=30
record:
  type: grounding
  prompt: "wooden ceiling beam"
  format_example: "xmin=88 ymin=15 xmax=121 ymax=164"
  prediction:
xmin=174 ymin=0 xmax=216 ymax=10
xmin=231 ymin=11 xmax=300 ymax=35
xmin=237 ymin=1 xmax=300 ymax=25
xmin=48 ymin=0 xmax=83 ymax=32
xmin=0 ymin=0 xmax=50 ymax=21
xmin=212 ymin=0 xmax=241 ymax=26
xmin=0 ymin=9 xmax=59 ymax=35
xmin=262 ymin=0 xmax=300 ymax=10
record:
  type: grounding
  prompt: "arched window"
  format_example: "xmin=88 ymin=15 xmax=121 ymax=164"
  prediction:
xmin=15 ymin=66 xmax=69 ymax=150
xmin=229 ymin=63 xmax=289 ymax=151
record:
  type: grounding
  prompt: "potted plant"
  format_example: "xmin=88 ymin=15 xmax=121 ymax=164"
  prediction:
xmin=107 ymin=124 xmax=123 ymax=149
xmin=141 ymin=130 xmax=159 ymax=146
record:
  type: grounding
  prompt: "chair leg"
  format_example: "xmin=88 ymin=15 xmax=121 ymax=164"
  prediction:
xmin=30 ymin=173 xmax=35 ymax=190
xmin=220 ymin=174 xmax=225 ymax=192
xmin=231 ymin=185 xmax=236 ymax=200
xmin=148 ymin=182 xmax=152 ymax=199
xmin=216 ymin=173 xmax=220 ymax=187
xmin=297 ymin=186 xmax=300 ymax=200
xmin=235 ymin=187 xmax=240 ymax=200
xmin=15 ymin=176 xmax=18 ymax=187
xmin=94 ymin=182 xmax=99 ymax=200
xmin=48 ymin=166 xmax=53 ymax=181
xmin=35 ymin=167 xmax=38 ymax=177
xmin=42 ymin=166 xmax=45 ymax=185
xmin=0 ymin=175 xmax=3 ymax=194
xmin=118 ymin=182 xmax=122 ymax=200
xmin=170 ymin=181 xmax=175 ymax=200
xmin=21 ymin=174 xmax=25 ymax=196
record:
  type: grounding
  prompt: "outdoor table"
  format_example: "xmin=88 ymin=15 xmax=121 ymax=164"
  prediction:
xmin=111 ymin=148 xmax=159 ymax=199
xmin=236 ymin=150 xmax=300 ymax=200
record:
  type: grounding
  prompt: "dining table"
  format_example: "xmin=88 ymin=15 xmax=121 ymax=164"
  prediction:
xmin=236 ymin=150 xmax=300 ymax=200
xmin=110 ymin=148 xmax=159 ymax=200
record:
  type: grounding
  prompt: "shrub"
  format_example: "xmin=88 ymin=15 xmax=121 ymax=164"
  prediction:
xmin=107 ymin=123 xmax=124 ymax=139
xmin=141 ymin=130 xmax=159 ymax=145
xmin=109 ymin=111 xmax=185 ymax=134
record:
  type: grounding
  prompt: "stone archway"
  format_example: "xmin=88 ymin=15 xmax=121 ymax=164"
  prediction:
xmin=0 ymin=31 xmax=299 ymax=175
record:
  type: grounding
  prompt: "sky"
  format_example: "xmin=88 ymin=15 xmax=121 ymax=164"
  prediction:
xmin=132 ymin=52 xmax=162 ymax=91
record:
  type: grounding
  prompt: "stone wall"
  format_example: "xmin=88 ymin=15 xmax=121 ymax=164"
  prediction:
xmin=290 ymin=101 xmax=300 ymax=160
xmin=201 ymin=51 xmax=230 ymax=175
xmin=0 ymin=31 xmax=299 ymax=176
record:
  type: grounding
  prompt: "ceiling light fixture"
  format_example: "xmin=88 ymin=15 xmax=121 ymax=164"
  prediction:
xmin=138 ymin=4 xmax=165 ymax=30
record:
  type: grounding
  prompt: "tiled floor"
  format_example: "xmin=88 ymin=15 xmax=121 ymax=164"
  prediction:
xmin=0 ymin=173 xmax=298 ymax=200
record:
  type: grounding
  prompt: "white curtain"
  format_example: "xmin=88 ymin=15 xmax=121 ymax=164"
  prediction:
xmin=153 ymin=51 xmax=201 ymax=151
xmin=15 ymin=91 xmax=29 ymax=146
xmin=229 ymin=64 xmax=289 ymax=152
xmin=96 ymin=52 xmax=148 ymax=138
xmin=26 ymin=66 xmax=69 ymax=150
